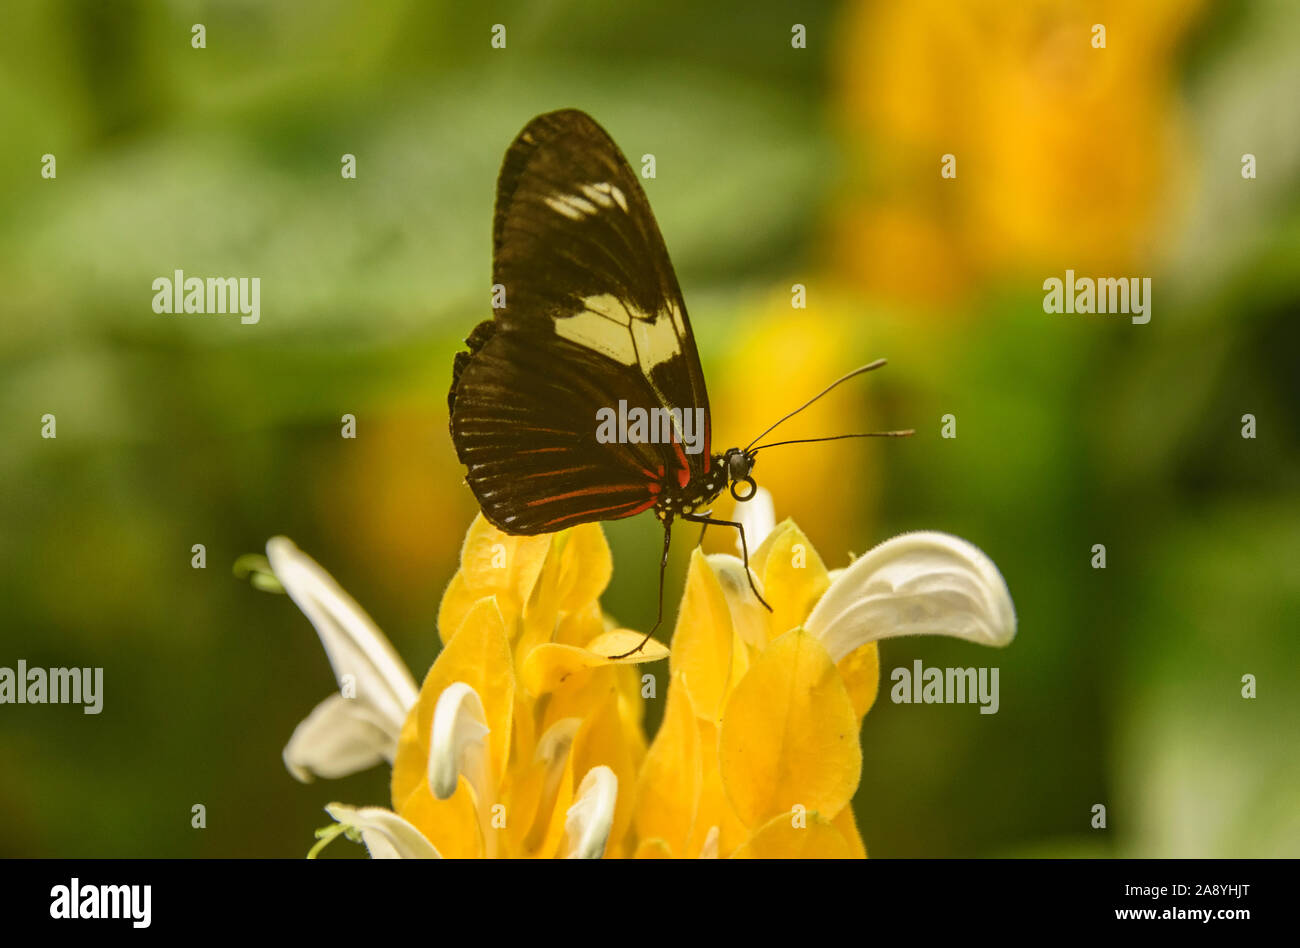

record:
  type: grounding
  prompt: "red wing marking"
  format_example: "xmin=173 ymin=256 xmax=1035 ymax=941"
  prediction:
xmin=670 ymin=437 xmax=690 ymax=487
xmin=524 ymin=484 xmax=648 ymax=507
xmin=518 ymin=465 xmax=597 ymax=480
xmin=538 ymin=497 xmax=655 ymax=529
xmin=512 ymin=425 xmax=576 ymax=435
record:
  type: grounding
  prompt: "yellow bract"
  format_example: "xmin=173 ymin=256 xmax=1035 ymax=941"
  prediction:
xmin=637 ymin=519 xmax=878 ymax=857
xmin=522 ymin=633 xmax=668 ymax=697
xmin=437 ymin=520 xmax=550 ymax=644
xmin=719 ymin=629 xmax=861 ymax=827
xmin=393 ymin=515 xmax=658 ymax=858
xmin=837 ymin=637 xmax=881 ymax=721
xmin=731 ymin=811 xmax=854 ymax=859
xmin=633 ymin=673 xmax=700 ymax=856
xmin=753 ymin=520 xmax=831 ymax=642
xmin=669 ymin=550 xmax=749 ymax=722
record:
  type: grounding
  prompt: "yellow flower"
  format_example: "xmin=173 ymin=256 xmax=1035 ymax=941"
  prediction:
xmin=266 ymin=516 xmax=664 ymax=859
xmin=831 ymin=0 xmax=1205 ymax=299
xmin=264 ymin=501 xmax=1015 ymax=859
xmin=633 ymin=495 xmax=1016 ymax=858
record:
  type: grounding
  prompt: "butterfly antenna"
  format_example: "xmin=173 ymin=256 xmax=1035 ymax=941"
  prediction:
xmin=744 ymin=360 xmax=891 ymax=452
xmin=749 ymin=430 xmax=914 ymax=453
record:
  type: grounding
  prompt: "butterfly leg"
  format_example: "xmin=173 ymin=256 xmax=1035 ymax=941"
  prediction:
xmin=608 ymin=518 xmax=674 ymax=660
xmin=682 ymin=512 xmax=773 ymax=612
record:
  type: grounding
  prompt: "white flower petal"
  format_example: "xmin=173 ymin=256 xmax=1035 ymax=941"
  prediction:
xmin=535 ymin=717 xmax=582 ymax=764
xmin=805 ymin=531 xmax=1016 ymax=663
xmin=705 ymin=553 xmax=769 ymax=648
xmin=428 ymin=682 xmax=490 ymax=800
xmin=735 ymin=485 xmax=776 ymax=553
xmin=532 ymin=715 xmax=582 ymax=815
xmin=564 ymin=765 xmax=618 ymax=859
xmin=324 ymin=804 xmax=441 ymax=859
xmin=283 ymin=693 xmax=395 ymax=782
xmin=266 ymin=537 xmax=418 ymax=737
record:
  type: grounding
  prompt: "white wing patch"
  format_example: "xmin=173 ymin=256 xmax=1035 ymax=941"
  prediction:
xmin=545 ymin=182 xmax=629 ymax=220
xmin=631 ymin=308 xmax=682 ymax=373
xmin=584 ymin=293 xmax=633 ymax=325
xmin=555 ymin=306 xmax=635 ymax=364
xmin=580 ymin=184 xmax=615 ymax=208
xmin=555 ymin=293 xmax=684 ymax=371
xmin=544 ymin=195 xmax=590 ymax=221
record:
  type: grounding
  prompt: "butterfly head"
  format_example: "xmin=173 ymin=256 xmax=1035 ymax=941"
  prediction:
xmin=723 ymin=447 xmax=758 ymax=502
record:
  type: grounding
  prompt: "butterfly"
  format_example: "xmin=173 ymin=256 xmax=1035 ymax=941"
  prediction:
xmin=448 ymin=110 xmax=911 ymax=657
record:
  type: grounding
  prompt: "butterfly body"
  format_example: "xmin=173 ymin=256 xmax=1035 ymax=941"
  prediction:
xmin=652 ymin=454 xmax=726 ymax=522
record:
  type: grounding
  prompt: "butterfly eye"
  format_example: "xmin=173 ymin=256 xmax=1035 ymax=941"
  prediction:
xmin=730 ymin=476 xmax=757 ymax=502
xmin=726 ymin=450 xmax=753 ymax=481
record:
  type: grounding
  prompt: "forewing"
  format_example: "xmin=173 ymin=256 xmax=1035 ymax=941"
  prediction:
xmin=493 ymin=110 xmax=709 ymax=458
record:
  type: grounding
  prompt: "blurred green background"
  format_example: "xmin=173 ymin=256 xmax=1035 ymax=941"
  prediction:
xmin=2 ymin=0 xmax=1297 ymax=857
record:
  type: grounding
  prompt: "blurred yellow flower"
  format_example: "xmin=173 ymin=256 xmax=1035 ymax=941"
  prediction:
xmin=318 ymin=406 xmax=473 ymax=605
xmin=634 ymin=500 xmax=1017 ymax=858
xmin=709 ymin=294 xmax=884 ymax=556
xmin=831 ymin=0 xmax=1204 ymax=300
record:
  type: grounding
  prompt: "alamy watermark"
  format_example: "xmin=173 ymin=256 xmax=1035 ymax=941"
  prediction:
xmin=0 ymin=660 xmax=103 ymax=714
xmin=152 ymin=269 xmax=260 ymax=325
xmin=1043 ymin=269 xmax=1150 ymax=325
xmin=595 ymin=401 xmax=705 ymax=454
xmin=891 ymin=660 xmax=999 ymax=714
xmin=50 ymin=879 xmax=150 ymax=928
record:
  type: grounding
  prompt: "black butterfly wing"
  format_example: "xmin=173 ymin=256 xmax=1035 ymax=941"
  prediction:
xmin=449 ymin=110 xmax=712 ymax=534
